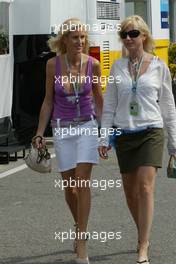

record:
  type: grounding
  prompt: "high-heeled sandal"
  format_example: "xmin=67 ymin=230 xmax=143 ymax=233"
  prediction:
xmin=75 ymin=235 xmax=89 ymax=264
xmin=137 ymin=241 xmax=150 ymax=252
xmin=137 ymin=241 xmax=150 ymax=264
xmin=136 ymin=260 xmax=150 ymax=264
xmin=75 ymin=256 xmax=90 ymax=264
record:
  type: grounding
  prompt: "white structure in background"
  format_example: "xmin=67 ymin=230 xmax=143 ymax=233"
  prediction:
xmin=0 ymin=0 xmax=13 ymax=119
xmin=169 ymin=0 xmax=176 ymax=42
xmin=0 ymin=0 xmax=172 ymax=119
xmin=12 ymin=0 xmax=86 ymax=35
xmin=0 ymin=0 xmax=88 ymax=118
xmin=0 ymin=0 xmax=123 ymax=118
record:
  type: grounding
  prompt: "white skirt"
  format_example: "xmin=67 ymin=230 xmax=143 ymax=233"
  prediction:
xmin=52 ymin=119 xmax=99 ymax=172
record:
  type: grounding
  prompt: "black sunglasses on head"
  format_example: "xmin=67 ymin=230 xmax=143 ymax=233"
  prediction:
xmin=120 ymin=29 xmax=140 ymax=39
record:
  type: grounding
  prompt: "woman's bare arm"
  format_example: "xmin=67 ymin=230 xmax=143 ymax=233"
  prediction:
xmin=36 ymin=57 xmax=55 ymax=137
xmin=92 ymin=58 xmax=104 ymax=121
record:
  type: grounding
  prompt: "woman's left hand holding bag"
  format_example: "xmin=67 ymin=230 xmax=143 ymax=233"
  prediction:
xmin=167 ymin=154 xmax=176 ymax=178
xmin=32 ymin=135 xmax=46 ymax=149
xmin=24 ymin=135 xmax=51 ymax=173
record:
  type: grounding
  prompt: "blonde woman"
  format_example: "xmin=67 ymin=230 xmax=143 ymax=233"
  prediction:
xmin=33 ymin=18 xmax=103 ymax=264
xmin=99 ymin=15 xmax=176 ymax=264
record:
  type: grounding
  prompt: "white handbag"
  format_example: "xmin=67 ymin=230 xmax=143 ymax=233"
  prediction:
xmin=167 ymin=155 xmax=176 ymax=178
xmin=24 ymin=145 xmax=51 ymax=173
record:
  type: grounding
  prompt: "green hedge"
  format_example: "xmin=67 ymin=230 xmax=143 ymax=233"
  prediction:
xmin=169 ymin=43 xmax=176 ymax=81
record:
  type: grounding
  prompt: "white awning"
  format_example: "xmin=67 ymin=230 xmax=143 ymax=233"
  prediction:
xmin=0 ymin=0 xmax=13 ymax=3
xmin=0 ymin=55 xmax=13 ymax=118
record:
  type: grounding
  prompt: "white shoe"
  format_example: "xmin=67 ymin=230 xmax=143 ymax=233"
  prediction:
xmin=75 ymin=256 xmax=89 ymax=264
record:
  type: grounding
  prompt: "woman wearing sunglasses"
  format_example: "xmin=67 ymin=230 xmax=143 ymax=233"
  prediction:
xmin=99 ymin=15 xmax=176 ymax=264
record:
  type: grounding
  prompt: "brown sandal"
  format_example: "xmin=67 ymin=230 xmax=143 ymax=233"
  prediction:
xmin=137 ymin=260 xmax=150 ymax=264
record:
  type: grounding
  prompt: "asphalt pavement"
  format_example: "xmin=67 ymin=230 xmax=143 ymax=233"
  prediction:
xmin=0 ymin=142 xmax=176 ymax=264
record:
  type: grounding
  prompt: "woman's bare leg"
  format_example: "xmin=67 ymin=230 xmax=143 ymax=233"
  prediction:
xmin=75 ymin=163 xmax=93 ymax=259
xmin=122 ymin=166 xmax=156 ymax=261
xmin=122 ymin=170 xmax=139 ymax=232
xmin=136 ymin=166 xmax=156 ymax=262
xmin=61 ymin=168 xmax=78 ymax=224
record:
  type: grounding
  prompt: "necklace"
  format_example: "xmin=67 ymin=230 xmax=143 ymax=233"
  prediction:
xmin=64 ymin=54 xmax=83 ymax=117
xmin=129 ymin=53 xmax=144 ymax=93
xmin=129 ymin=54 xmax=144 ymax=79
xmin=65 ymin=54 xmax=83 ymax=93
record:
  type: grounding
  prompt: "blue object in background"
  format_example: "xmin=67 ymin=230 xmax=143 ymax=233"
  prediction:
xmin=160 ymin=0 xmax=169 ymax=28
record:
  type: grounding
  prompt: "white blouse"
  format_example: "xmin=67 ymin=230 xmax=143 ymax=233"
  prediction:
xmin=100 ymin=56 xmax=176 ymax=155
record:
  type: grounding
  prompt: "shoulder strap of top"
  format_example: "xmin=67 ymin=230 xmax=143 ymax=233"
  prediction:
xmin=154 ymin=55 xmax=159 ymax=60
xmin=86 ymin=56 xmax=93 ymax=77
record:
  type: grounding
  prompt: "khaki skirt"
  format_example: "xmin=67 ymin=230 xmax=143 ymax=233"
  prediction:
xmin=115 ymin=128 xmax=164 ymax=173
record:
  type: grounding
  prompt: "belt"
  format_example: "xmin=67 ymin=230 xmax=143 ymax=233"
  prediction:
xmin=51 ymin=116 xmax=94 ymax=128
xmin=121 ymin=126 xmax=154 ymax=135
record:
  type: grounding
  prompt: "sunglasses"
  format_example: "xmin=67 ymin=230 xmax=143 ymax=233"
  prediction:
xmin=120 ymin=30 xmax=140 ymax=39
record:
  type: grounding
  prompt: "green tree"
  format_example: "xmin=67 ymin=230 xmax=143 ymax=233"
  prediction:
xmin=168 ymin=43 xmax=176 ymax=81
xmin=0 ymin=31 xmax=9 ymax=54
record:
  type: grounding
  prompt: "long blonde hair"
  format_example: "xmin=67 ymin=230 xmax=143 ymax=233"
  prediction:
xmin=119 ymin=15 xmax=155 ymax=53
xmin=48 ymin=18 xmax=89 ymax=54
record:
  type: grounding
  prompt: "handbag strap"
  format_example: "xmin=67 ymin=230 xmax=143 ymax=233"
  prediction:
xmin=168 ymin=155 xmax=176 ymax=169
xmin=168 ymin=156 xmax=172 ymax=167
xmin=32 ymin=135 xmax=43 ymax=143
xmin=37 ymin=146 xmax=50 ymax=163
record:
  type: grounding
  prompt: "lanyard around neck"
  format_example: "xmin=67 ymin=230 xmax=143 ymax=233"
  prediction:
xmin=64 ymin=54 xmax=83 ymax=117
xmin=64 ymin=54 xmax=83 ymax=99
xmin=129 ymin=55 xmax=144 ymax=93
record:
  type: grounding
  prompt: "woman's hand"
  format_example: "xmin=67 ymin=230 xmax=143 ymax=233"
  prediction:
xmin=171 ymin=154 xmax=176 ymax=159
xmin=98 ymin=146 xmax=111 ymax=159
xmin=32 ymin=135 xmax=46 ymax=149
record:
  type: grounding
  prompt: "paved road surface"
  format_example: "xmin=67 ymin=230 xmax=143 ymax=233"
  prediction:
xmin=0 ymin=143 xmax=176 ymax=264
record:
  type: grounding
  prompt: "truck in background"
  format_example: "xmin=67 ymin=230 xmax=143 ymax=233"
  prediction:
xmin=0 ymin=0 xmax=170 ymax=143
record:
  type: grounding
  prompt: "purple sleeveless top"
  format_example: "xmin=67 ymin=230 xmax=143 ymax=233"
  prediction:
xmin=51 ymin=55 xmax=96 ymax=122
